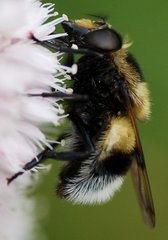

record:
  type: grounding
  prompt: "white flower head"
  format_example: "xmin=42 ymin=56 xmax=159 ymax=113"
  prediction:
xmin=0 ymin=0 xmax=71 ymax=239
xmin=0 ymin=0 xmax=68 ymax=41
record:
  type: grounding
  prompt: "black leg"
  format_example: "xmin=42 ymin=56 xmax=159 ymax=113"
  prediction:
xmin=7 ymin=149 xmax=92 ymax=185
xmin=7 ymin=143 xmax=59 ymax=184
xmin=68 ymin=112 xmax=94 ymax=151
xmin=44 ymin=150 xmax=91 ymax=161
xmin=7 ymin=114 xmax=94 ymax=184
xmin=28 ymin=91 xmax=88 ymax=102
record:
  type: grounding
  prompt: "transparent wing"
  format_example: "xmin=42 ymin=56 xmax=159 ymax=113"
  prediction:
xmin=131 ymin=155 xmax=155 ymax=228
xmin=122 ymin=86 xmax=155 ymax=228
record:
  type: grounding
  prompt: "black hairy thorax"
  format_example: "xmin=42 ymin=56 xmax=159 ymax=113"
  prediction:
xmin=71 ymin=53 xmax=127 ymax=137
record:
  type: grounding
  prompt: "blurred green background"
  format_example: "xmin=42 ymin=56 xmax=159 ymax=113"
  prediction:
xmin=37 ymin=0 xmax=168 ymax=239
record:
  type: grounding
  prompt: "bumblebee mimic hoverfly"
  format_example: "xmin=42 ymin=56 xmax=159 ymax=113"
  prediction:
xmin=8 ymin=17 xmax=155 ymax=228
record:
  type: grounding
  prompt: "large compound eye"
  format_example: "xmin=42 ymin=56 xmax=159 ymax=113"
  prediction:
xmin=84 ymin=28 xmax=122 ymax=52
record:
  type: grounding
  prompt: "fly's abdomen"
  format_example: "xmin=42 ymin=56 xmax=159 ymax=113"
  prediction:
xmin=57 ymin=156 xmax=124 ymax=204
xmin=57 ymin=116 xmax=134 ymax=204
